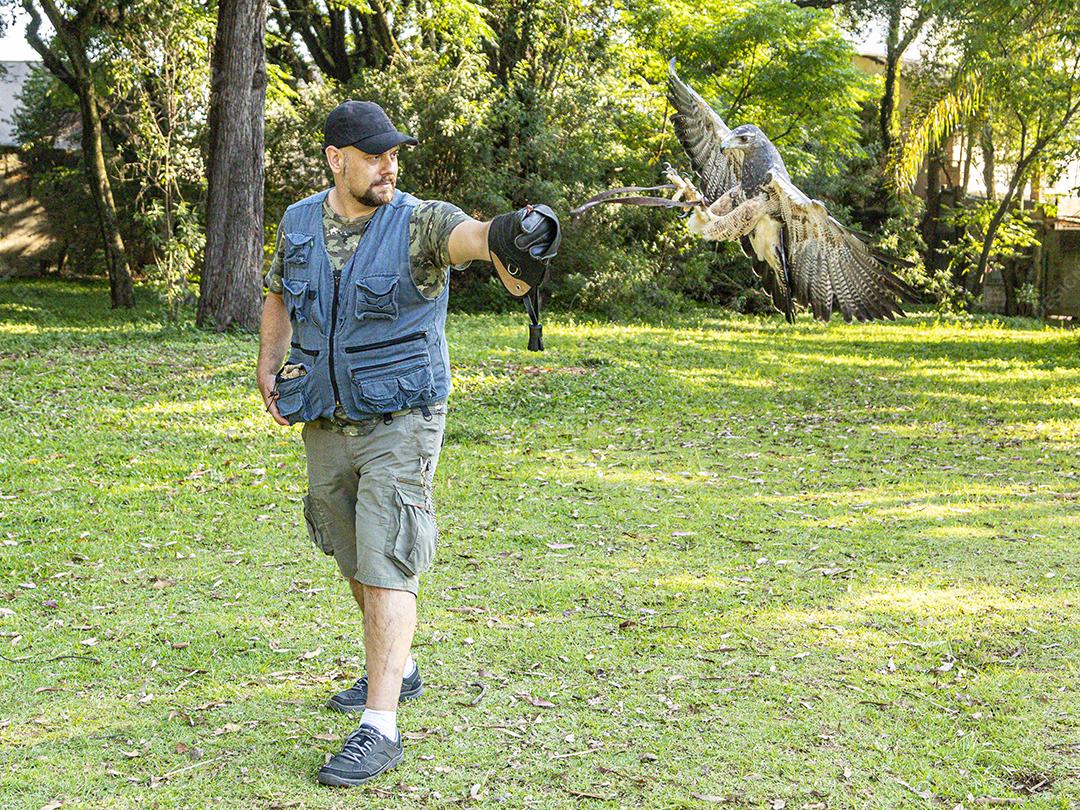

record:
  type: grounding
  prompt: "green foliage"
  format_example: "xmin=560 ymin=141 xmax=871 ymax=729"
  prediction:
xmin=259 ymin=0 xmax=877 ymax=314
xmin=104 ymin=0 xmax=213 ymax=201
xmin=11 ymin=2 xmax=213 ymax=284
xmin=891 ymin=67 xmax=983 ymax=191
xmin=12 ymin=0 xmax=913 ymax=316
xmin=104 ymin=0 xmax=213 ymax=316
xmin=939 ymin=201 xmax=1040 ymax=282
xmin=889 ymin=0 xmax=1080 ymax=304
xmin=630 ymin=0 xmax=876 ymax=178
xmin=134 ymin=201 xmax=204 ymax=321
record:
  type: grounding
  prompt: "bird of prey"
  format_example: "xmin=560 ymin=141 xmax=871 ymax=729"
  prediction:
xmin=662 ymin=59 xmax=916 ymax=323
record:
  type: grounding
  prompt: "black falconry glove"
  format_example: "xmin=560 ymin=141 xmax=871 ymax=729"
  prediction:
xmin=488 ymin=204 xmax=561 ymax=351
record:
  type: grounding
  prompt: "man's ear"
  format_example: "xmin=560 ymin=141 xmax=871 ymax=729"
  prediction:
xmin=325 ymin=145 xmax=342 ymax=175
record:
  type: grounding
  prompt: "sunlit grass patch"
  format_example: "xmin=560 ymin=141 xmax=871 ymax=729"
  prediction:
xmin=1 ymin=281 xmax=1077 ymax=809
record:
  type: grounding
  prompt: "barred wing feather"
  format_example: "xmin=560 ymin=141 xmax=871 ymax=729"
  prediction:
xmin=767 ymin=173 xmax=912 ymax=323
xmin=666 ymin=59 xmax=740 ymax=202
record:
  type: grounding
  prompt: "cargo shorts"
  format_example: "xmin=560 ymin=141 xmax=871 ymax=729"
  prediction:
xmin=300 ymin=404 xmax=446 ymax=595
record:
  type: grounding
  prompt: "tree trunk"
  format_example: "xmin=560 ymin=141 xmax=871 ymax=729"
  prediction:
xmin=880 ymin=3 xmax=902 ymax=158
xmin=77 ymin=79 xmax=136 ymax=309
xmin=198 ymin=0 xmax=267 ymax=331
xmin=922 ymin=152 xmax=943 ymax=273
xmin=1000 ymin=260 xmax=1018 ymax=316
xmin=968 ymin=168 xmax=1028 ymax=297
xmin=960 ymin=124 xmax=974 ymax=201
xmin=980 ymin=124 xmax=996 ymax=201
xmin=25 ymin=0 xmax=136 ymax=308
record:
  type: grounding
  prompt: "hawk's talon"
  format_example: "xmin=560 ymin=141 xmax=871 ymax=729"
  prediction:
xmin=664 ymin=166 xmax=704 ymax=207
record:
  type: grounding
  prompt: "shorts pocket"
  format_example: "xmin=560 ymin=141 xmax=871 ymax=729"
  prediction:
xmin=356 ymin=276 xmax=399 ymax=320
xmin=386 ymin=479 xmax=437 ymax=577
xmin=303 ymin=494 xmax=335 ymax=556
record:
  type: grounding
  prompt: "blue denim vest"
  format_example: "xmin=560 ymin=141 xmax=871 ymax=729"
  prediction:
xmin=273 ymin=188 xmax=451 ymax=423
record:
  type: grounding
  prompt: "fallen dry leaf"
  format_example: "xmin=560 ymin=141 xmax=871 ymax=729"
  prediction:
xmin=894 ymin=777 xmax=933 ymax=800
xmin=516 ymin=692 xmax=555 ymax=708
xmin=690 ymin=793 xmax=739 ymax=804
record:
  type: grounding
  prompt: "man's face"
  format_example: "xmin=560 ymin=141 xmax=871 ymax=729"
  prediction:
xmin=329 ymin=145 xmax=400 ymax=208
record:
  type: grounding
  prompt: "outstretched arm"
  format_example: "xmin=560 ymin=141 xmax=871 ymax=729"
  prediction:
xmin=447 ymin=219 xmax=493 ymax=265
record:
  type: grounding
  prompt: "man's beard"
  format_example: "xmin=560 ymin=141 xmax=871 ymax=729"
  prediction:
xmin=352 ymin=177 xmax=396 ymax=207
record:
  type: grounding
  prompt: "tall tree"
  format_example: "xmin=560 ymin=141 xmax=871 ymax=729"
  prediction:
xmin=108 ymin=1 xmax=212 ymax=321
xmin=198 ymin=0 xmax=267 ymax=331
xmin=793 ymin=0 xmax=937 ymax=157
xmin=874 ymin=0 xmax=933 ymax=157
xmin=18 ymin=0 xmax=136 ymax=308
xmin=892 ymin=0 xmax=1080 ymax=295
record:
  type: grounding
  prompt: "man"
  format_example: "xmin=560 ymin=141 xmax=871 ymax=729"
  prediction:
xmin=256 ymin=100 xmax=558 ymax=787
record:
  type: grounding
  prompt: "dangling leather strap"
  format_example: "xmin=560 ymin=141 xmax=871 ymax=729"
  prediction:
xmin=523 ymin=287 xmax=543 ymax=352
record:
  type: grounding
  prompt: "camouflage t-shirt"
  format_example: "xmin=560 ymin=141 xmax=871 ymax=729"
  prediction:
xmin=264 ymin=197 xmax=471 ymax=299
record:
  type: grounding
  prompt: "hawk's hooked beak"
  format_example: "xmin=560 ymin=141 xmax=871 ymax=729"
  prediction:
xmin=720 ymin=135 xmax=739 ymax=153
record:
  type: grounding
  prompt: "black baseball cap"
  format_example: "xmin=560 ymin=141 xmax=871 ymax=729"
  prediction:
xmin=323 ymin=100 xmax=419 ymax=154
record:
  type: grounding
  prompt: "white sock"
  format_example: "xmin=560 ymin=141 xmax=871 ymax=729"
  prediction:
xmin=359 ymin=708 xmax=398 ymax=741
xmin=403 ymin=657 xmax=417 ymax=678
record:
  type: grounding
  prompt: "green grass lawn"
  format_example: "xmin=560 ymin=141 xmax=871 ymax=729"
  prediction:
xmin=0 ymin=280 xmax=1077 ymax=809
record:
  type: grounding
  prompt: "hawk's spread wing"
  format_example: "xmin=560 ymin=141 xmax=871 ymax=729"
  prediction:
xmin=766 ymin=173 xmax=915 ymax=322
xmin=667 ymin=59 xmax=740 ymax=203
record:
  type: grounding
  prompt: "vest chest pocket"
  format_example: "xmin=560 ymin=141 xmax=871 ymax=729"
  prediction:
xmin=355 ymin=276 xmax=399 ymax=320
xmin=284 ymin=232 xmax=314 ymax=268
xmin=281 ymin=278 xmax=311 ymax=323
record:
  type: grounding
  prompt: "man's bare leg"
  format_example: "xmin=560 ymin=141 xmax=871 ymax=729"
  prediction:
xmin=348 ymin=577 xmax=365 ymax=611
xmin=349 ymin=577 xmax=418 ymax=678
xmin=362 ymin=585 xmax=417 ymax=712
xmin=317 ymin=583 xmax=414 ymax=785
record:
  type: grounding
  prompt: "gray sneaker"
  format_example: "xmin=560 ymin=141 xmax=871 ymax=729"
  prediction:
xmin=326 ymin=665 xmax=424 ymax=712
xmin=317 ymin=724 xmax=404 ymax=786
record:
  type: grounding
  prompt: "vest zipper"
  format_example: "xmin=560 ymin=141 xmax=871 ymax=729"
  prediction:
xmin=344 ymin=330 xmax=427 ymax=353
xmin=328 ymin=269 xmax=343 ymax=408
xmin=350 ymin=352 xmax=427 ymax=372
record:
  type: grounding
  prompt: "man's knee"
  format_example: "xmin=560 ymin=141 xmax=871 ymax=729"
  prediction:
xmin=348 ymin=577 xmax=365 ymax=611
